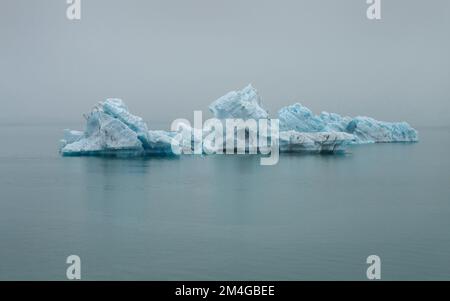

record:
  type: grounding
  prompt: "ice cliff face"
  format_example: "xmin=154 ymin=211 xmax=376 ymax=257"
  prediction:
xmin=279 ymin=131 xmax=355 ymax=153
xmin=60 ymin=99 xmax=176 ymax=156
xmin=209 ymin=84 xmax=269 ymax=120
xmin=278 ymin=103 xmax=418 ymax=144
xmin=101 ymin=98 xmax=151 ymax=148
xmin=208 ymin=85 xmax=356 ymax=152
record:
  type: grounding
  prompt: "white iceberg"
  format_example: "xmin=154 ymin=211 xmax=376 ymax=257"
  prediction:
xmin=147 ymin=130 xmax=179 ymax=155
xmin=61 ymin=129 xmax=84 ymax=146
xmin=209 ymin=84 xmax=269 ymax=120
xmin=60 ymin=99 xmax=177 ymax=156
xmin=279 ymin=131 xmax=355 ymax=153
xmin=208 ymin=85 xmax=355 ymax=153
xmin=278 ymin=103 xmax=418 ymax=144
xmin=60 ymin=85 xmax=418 ymax=157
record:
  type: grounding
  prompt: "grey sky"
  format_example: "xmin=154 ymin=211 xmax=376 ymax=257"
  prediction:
xmin=0 ymin=0 xmax=449 ymax=127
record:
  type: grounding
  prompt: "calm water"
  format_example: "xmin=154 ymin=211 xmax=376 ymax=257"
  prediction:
xmin=0 ymin=124 xmax=449 ymax=280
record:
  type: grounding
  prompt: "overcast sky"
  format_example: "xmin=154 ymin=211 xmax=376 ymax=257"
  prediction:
xmin=1 ymin=0 xmax=449 ymax=127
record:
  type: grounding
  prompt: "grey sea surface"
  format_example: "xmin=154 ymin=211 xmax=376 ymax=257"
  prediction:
xmin=0 ymin=124 xmax=449 ymax=280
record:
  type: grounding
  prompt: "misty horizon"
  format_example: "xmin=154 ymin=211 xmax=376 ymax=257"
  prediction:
xmin=1 ymin=0 xmax=449 ymax=127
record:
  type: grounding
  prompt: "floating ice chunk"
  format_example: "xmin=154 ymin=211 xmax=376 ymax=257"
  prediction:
xmin=146 ymin=130 xmax=178 ymax=155
xmin=61 ymin=86 xmax=418 ymax=158
xmin=61 ymin=99 xmax=183 ymax=156
xmin=61 ymin=111 xmax=144 ymax=156
xmin=60 ymin=129 xmax=84 ymax=148
xmin=101 ymin=98 xmax=151 ymax=148
xmin=209 ymin=84 xmax=269 ymax=120
xmin=346 ymin=117 xmax=418 ymax=143
xmin=318 ymin=111 xmax=352 ymax=132
xmin=279 ymin=131 xmax=355 ymax=153
xmin=279 ymin=103 xmax=418 ymax=143
xmin=279 ymin=103 xmax=328 ymax=132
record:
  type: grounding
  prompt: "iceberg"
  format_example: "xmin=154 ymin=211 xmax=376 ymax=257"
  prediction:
xmin=61 ymin=110 xmax=144 ymax=156
xmin=209 ymin=84 xmax=269 ymax=120
xmin=279 ymin=131 xmax=355 ymax=153
xmin=208 ymin=85 xmax=355 ymax=153
xmin=147 ymin=130 xmax=179 ymax=155
xmin=61 ymin=129 xmax=83 ymax=146
xmin=278 ymin=103 xmax=418 ymax=144
xmin=60 ymin=99 xmax=177 ymax=156
xmin=60 ymin=85 xmax=418 ymax=158
xmin=101 ymin=98 xmax=152 ymax=148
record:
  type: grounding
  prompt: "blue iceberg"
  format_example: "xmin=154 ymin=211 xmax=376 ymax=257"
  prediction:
xmin=209 ymin=85 xmax=356 ymax=153
xmin=279 ymin=131 xmax=355 ymax=153
xmin=60 ymin=99 xmax=176 ymax=156
xmin=278 ymin=103 xmax=418 ymax=144
xmin=60 ymin=85 xmax=418 ymax=157
xmin=209 ymin=84 xmax=269 ymax=120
